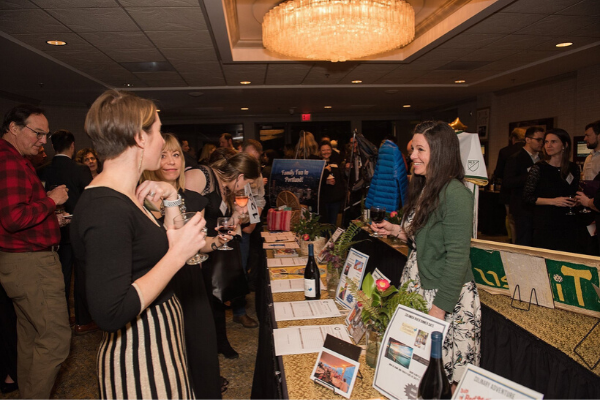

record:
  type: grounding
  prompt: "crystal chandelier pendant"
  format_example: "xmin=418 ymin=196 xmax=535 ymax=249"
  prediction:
xmin=262 ymin=0 xmax=415 ymax=62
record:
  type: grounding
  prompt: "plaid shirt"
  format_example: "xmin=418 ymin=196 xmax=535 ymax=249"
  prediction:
xmin=0 ymin=138 xmax=60 ymax=252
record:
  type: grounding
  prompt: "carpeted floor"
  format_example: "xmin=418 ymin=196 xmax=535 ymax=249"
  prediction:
xmin=0 ymin=293 xmax=259 ymax=399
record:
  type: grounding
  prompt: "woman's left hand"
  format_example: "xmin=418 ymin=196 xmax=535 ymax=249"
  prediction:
xmin=136 ymin=180 xmax=178 ymax=204
xmin=576 ymin=191 xmax=591 ymax=208
xmin=428 ymin=305 xmax=446 ymax=321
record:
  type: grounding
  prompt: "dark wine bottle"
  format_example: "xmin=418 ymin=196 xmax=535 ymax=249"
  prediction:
xmin=417 ymin=331 xmax=451 ymax=399
xmin=304 ymin=244 xmax=320 ymax=300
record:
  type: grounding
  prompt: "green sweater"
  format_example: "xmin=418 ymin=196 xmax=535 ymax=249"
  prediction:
xmin=410 ymin=179 xmax=474 ymax=313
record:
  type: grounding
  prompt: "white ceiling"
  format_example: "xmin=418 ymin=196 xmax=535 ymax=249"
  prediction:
xmin=1 ymin=0 xmax=599 ymax=121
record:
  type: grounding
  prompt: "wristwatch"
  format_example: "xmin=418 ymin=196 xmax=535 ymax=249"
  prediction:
xmin=163 ymin=194 xmax=182 ymax=208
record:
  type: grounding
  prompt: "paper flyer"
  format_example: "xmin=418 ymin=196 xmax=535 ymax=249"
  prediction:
xmin=273 ymin=299 xmax=342 ymax=321
xmin=335 ymin=248 xmax=369 ymax=309
xmin=273 ymin=324 xmax=351 ymax=356
xmin=373 ymin=305 xmax=449 ymax=400
xmin=310 ymin=335 xmax=361 ymax=399
xmin=453 ymin=364 xmax=543 ymax=400
xmin=317 ymin=227 xmax=345 ymax=263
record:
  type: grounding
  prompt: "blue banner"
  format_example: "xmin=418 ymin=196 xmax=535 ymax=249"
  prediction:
xmin=269 ymin=159 xmax=326 ymax=213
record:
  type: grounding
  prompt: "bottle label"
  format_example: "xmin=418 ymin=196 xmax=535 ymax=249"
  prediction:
xmin=304 ymin=279 xmax=317 ymax=298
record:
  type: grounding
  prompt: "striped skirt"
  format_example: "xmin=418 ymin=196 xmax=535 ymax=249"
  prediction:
xmin=97 ymin=296 xmax=195 ymax=399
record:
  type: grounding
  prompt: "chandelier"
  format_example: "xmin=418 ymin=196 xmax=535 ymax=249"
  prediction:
xmin=262 ymin=0 xmax=415 ymax=63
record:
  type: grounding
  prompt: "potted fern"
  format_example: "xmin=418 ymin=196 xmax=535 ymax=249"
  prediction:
xmin=348 ymin=273 xmax=427 ymax=367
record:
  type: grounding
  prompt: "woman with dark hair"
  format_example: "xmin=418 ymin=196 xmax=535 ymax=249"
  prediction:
xmin=319 ymin=140 xmax=345 ymax=226
xmin=184 ymin=147 xmax=261 ymax=359
xmin=523 ymin=128 xmax=579 ymax=252
xmin=75 ymin=147 xmax=102 ymax=178
xmin=371 ymin=121 xmax=480 ymax=387
xmin=71 ymin=90 xmax=207 ymax=399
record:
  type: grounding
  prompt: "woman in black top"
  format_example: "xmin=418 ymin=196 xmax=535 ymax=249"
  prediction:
xmin=141 ymin=133 xmax=223 ymax=398
xmin=71 ymin=90 xmax=207 ymax=399
xmin=185 ymin=148 xmax=261 ymax=359
xmin=319 ymin=140 xmax=345 ymax=226
xmin=523 ymin=128 xmax=580 ymax=252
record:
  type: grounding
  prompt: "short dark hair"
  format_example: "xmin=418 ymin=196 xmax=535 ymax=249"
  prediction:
xmin=2 ymin=104 xmax=45 ymax=135
xmin=242 ymin=139 xmax=263 ymax=153
xmin=525 ymin=126 xmax=544 ymax=138
xmin=221 ymin=133 xmax=232 ymax=142
xmin=585 ymin=120 xmax=600 ymax=136
xmin=51 ymin=129 xmax=75 ymax=153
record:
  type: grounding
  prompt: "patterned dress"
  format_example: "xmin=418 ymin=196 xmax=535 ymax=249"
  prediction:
xmin=402 ymin=212 xmax=481 ymax=383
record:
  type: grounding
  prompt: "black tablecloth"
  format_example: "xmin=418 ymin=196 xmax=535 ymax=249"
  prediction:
xmin=478 ymin=190 xmax=507 ymax=236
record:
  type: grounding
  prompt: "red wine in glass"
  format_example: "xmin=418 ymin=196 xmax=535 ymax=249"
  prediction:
xmin=370 ymin=206 xmax=386 ymax=237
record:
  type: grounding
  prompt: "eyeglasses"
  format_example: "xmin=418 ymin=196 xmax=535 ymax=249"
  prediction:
xmin=24 ymin=125 xmax=51 ymax=140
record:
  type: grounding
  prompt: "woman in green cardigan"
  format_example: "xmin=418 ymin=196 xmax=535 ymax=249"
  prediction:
xmin=372 ymin=121 xmax=481 ymax=386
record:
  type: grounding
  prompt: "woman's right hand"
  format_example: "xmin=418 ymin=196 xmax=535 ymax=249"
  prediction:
xmin=553 ymin=196 xmax=577 ymax=207
xmin=166 ymin=212 xmax=206 ymax=265
xmin=371 ymin=220 xmax=395 ymax=236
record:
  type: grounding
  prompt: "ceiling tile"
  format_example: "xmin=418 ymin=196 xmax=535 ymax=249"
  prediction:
xmin=558 ymin=0 xmax=600 ymax=15
xmin=482 ymin=34 xmax=549 ymax=50
xmin=535 ymin=36 xmax=600 ymax=51
xmin=516 ymin=15 xmax=597 ymax=36
xmin=458 ymin=48 xmax=515 ymax=62
xmin=265 ymin=63 xmax=312 ymax=85
xmin=0 ymin=0 xmax=37 ymax=9
xmin=302 ymin=63 xmax=358 ymax=84
xmin=120 ymin=0 xmax=198 ymax=6
xmin=146 ymin=30 xmax=213 ymax=49
xmin=135 ymin=71 xmax=187 ymax=87
xmin=573 ymin=24 xmax=600 ymax=38
xmin=0 ymin=9 xmax=70 ymax=34
xmin=104 ymin=48 xmax=166 ymax=63
xmin=79 ymin=31 xmax=156 ymax=51
xmin=222 ymin=64 xmax=268 ymax=85
xmin=171 ymin=60 xmax=222 ymax=76
xmin=467 ymin=13 xmax=545 ymax=34
xmin=436 ymin=33 xmax=505 ymax=49
xmin=126 ymin=7 xmax=207 ymax=31
xmin=161 ymin=47 xmax=218 ymax=64
xmin=373 ymin=69 xmax=427 ymax=84
xmin=46 ymin=8 xmax=139 ymax=32
xmin=342 ymin=64 xmax=399 ymax=84
xmin=407 ymin=70 xmax=466 ymax=84
xmin=500 ymin=0 xmax=582 ymax=14
xmin=12 ymin=32 xmax=92 ymax=52
xmin=180 ymin=72 xmax=227 ymax=86
xmin=31 ymin=0 xmax=118 ymax=7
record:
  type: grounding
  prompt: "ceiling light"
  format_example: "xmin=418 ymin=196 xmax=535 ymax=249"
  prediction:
xmin=188 ymin=91 xmax=204 ymax=97
xmin=455 ymin=80 xmax=466 ymax=84
xmin=352 ymin=80 xmax=363 ymax=84
xmin=556 ymin=42 xmax=573 ymax=48
xmin=124 ymin=83 xmax=133 ymax=87
xmin=324 ymin=106 xmax=332 ymax=109
xmin=403 ymin=105 xmax=411 ymax=108
xmin=241 ymin=107 xmax=249 ymax=111
xmin=46 ymin=40 xmax=66 ymax=46
xmin=240 ymin=81 xmax=251 ymax=85
xmin=262 ymin=0 xmax=415 ymax=62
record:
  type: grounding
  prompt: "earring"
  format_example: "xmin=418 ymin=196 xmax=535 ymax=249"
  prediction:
xmin=138 ymin=148 xmax=144 ymax=172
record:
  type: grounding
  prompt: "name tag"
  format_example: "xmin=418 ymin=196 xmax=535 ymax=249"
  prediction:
xmin=566 ymin=173 xmax=574 ymax=185
xmin=219 ymin=200 xmax=228 ymax=215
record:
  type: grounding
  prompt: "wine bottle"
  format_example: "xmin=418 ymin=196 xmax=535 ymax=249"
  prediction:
xmin=304 ymin=244 xmax=320 ymax=300
xmin=417 ymin=331 xmax=451 ymax=399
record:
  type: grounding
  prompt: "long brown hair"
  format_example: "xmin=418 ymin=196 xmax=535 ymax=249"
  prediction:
xmin=404 ymin=121 xmax=464 ymax=236
xmin=209 ymin=148 xmax=260 ymax=210
xmin=542 ymin=128 xmax=572 ymax=180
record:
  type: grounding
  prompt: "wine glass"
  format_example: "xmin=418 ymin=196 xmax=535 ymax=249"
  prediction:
xmin=566 ymin=194 xmax=576 ymax=216
xmin=235 ymin=189 xmax=249 ymax=211
xmin=216 ymin=216 xmax=235 ymax=251
xmin=370 ymin=206 xmax=386 ymax=237
xmin=173 ymin=212 xmax=207 ymax=265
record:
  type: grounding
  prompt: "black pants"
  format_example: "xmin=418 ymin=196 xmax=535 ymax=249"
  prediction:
xmin=0 ymin=283 xmax=18 ymax=383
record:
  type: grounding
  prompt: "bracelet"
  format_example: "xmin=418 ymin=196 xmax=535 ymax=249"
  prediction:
xmin=163 ymin=194 xmax=182 ymax=208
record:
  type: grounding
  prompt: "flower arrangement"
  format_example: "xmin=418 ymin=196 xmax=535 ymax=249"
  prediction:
xmin=292 ymin=209 xmax=331 ymax=241
xmin=387 ymin=210 xmax=403 ymax=225
xmin=320 ymin=221 xmax=364 ymax=269
xmin=348 ymin=273 xmax=428 ymax=333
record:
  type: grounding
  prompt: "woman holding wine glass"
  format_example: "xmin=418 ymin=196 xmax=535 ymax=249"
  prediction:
xmin=140 ymin=133 xmax=225 ymax=398
xmin=370 ymin=121 xmax=480 ymax=388
xmin=523 ymin=128 xmax=580 ymax=252
xmin=71 ymin=90 xmax=207 ymax=398
xmin=185 ymin=147 xmax=261 ymax=358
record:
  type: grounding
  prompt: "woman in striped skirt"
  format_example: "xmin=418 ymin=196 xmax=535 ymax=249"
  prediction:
xmin=71 ymin=90 xmax=207 ymax=399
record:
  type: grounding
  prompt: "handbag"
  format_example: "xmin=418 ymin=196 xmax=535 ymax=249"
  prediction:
xmin=201 ymin=239 xmax=249 ymax=303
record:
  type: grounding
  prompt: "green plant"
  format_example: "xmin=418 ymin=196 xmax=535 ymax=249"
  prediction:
xmin=387 ymin=210 xmax=403 ymax=225
xmin=348 ymin=273 xmax=428 ymax=333
xmin=292 ymin=209 xmax=331 ymax=241
xmin=321 ymin=221 xmax=365 ymax=268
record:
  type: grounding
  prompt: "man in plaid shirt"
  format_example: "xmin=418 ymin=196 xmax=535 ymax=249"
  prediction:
xmin=0 ymin=104 xmax=71 ymax=398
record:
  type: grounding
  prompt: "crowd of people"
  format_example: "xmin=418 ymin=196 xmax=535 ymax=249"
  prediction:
xmin=493 ymin=121 xmax=600 ymax=254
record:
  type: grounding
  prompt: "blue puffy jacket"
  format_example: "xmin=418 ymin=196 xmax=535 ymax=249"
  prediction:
xmin=365 ymin=140 xmax=408 ymax=212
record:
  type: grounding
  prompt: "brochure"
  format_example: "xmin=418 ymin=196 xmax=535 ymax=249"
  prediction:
xmin=335 ymin=248 xmax=369 ymax=309
xmin=310 ymin=335 xmax=361 ymax=399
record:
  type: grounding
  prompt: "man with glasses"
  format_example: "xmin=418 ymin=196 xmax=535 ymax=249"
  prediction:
xmin=503 ymin=126 xmax=545 ymax=246
xmin=0 ymin=104 xmax=71 ymax=398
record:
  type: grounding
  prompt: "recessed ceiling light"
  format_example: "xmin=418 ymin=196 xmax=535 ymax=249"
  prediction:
xmin=556 ymin=42 xmax=573 ymax=48
xmin=385 ymin=89 xmax=399 ymax=94
xmin=324 ymin=106 xmax=332 ymax=109
xmin=241 ymin=107 xmax=249 ymax=111
xmin=403 ymin=105 xmax=411 ymax=108
xmin=46 ymin=40 xmax=66 ymax=46
xmin=455 ymin=80 xmax=466 ymax=84
xmin=124 ymin=83 xmax=133 ymax=87
xmin=240 ymin=81 xmax=251 ymax=85
xmin=351 ymin=80 xmax=362 ymax=84
xmin=188 ymin=91 xmax=204 ymax=97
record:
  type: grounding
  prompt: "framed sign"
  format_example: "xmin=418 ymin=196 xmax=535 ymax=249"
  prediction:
xmin=508 ymin=117 xmax=554 ymax=138
xmin=476 ymin=108 xmax=490 ymax=140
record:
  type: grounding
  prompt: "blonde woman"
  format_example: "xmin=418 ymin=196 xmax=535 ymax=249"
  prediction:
xmin=295 ymin=131 xmax=320 ymax=159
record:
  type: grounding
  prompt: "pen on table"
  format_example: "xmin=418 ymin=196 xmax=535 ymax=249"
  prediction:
xmin=270 ymin=244 xmax=285 ymax=247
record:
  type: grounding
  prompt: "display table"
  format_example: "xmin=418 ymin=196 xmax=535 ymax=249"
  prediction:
xmin=251 ymin=230 xmax=600 ymax=399
xmin=478 ymin=190 xmax=507 ymax=236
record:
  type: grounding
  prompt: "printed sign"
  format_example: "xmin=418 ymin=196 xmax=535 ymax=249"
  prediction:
xmin=269 ymin=159 xmax=326 ymax=213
